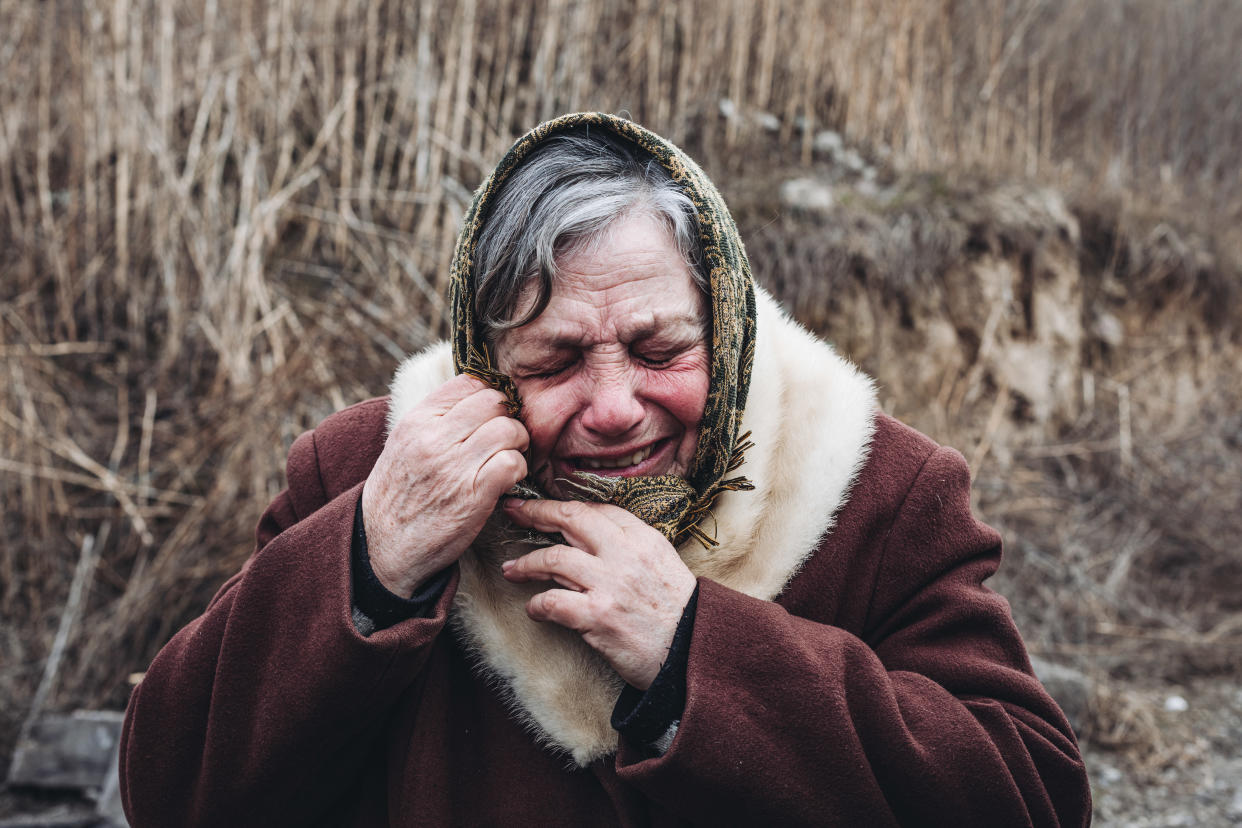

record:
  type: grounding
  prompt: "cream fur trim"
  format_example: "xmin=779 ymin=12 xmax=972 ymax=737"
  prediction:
xmin=387 ymin=287 xmax=878 ymax=765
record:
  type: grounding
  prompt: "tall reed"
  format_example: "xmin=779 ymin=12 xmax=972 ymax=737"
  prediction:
xmin=1 ymin=0 xmax=1239 ymax=749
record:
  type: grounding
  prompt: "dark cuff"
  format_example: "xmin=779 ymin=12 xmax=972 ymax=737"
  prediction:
xmin=350 ymin=495 xmax=451 ymax=635
xmin=611 ymin=584 xmax=699 ymax=747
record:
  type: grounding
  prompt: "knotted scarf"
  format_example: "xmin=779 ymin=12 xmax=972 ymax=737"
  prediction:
xmin=449 ymin=113 xmax=757 ymax=548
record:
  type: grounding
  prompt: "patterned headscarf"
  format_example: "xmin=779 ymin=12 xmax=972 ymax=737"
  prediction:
xmin=450 ymin=113 xmax=757 ymax=548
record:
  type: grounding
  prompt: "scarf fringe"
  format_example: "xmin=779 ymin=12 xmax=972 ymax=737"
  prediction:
xmin=461 ymin=343 xmax=523 ymax=417
xmin=674 ymin=431 xmax=756 ymax=549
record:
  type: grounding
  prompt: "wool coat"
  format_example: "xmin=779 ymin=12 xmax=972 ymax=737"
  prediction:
xmin=120 ymin=289 xmax=1091 ymax=827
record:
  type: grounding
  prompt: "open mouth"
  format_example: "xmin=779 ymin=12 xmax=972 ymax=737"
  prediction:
xmin=578 ymin=443 xmax=654 ymax=470
xmin=559 ymin=438 xmax=671 ymax=478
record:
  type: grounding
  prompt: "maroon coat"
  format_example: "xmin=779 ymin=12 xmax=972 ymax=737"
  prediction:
xmin=120 ymin=390 xmax=1089 ymax=826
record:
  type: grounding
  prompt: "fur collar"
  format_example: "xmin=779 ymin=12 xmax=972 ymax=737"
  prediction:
xmin=387 ymin=288 xmax=878 ymax=764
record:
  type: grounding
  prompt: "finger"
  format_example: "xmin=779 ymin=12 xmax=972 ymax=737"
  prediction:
xmin=462 ymin=414 xmax=530 ymax=461
xmin=442 ymin=387 xmax=514 ymax=441
xmin=476 ymin=449 xmax=528 ymax=501
xmin=501 ymin=544 xmax=601 ymax=591
xmin=526 ymin=587 xmax=594 ymax=631
xmin=502 ymin=498 xmax=621 ymax=552
xmin=417 ymin=373 xmax=491 ymax=414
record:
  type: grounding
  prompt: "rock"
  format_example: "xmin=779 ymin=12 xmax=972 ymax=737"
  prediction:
xmin=1227 ymin=788 xmax=1242 ymax=818
xmin=813 ymin=130 xmax=843 ymax=156
xmin=838 ymin=148 xmax=866 ymax=173
xmin=1164 ymin=694 xmax=1189 ymax=712
xmin=856 ymin=178 xmax=880 ymax=198
xmin=779 ymin=178 xmax=834 ymax=212
xmin=1029 ymin=656 xmax=1091 ymax=736
xmin=854 ymin=180 xmax=884 ymax=198
xmin=7 ymin=711 xmax=124 ymax=791
xmin=1093 ymin=311 xmax=1124 ymax=347
xmin=717 ymin=100 xmax=780 ymax=132
xmin=1098 ymin=764 xmax=1123 ymax=786
xmin=754 ymin=111 xmax=781 ymax=132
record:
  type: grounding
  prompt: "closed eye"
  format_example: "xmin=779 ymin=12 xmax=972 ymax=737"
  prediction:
xmin=523 ymin=358 xmax=576 ymax=379
xmin=633 ymin=349 xmax=677 ymax=368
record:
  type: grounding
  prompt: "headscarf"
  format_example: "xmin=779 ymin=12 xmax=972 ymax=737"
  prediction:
xmin=449 ymin=113 xmax=757 ymax=548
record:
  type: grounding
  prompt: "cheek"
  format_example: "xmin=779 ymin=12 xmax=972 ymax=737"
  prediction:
xmin=646 ymin=360 xmax=710 ymax=431
xmin=515 ymin=385 xmax=577 ymax=455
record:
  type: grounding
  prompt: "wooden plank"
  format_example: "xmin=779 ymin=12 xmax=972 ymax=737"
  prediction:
xmin=6 ymin=711 xmax=124 ymax=792
xmin=0 ymin=806 xmax=101 ymax=828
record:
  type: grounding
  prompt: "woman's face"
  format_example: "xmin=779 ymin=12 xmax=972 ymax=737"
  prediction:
xmin=496 ymin=211 xmax=710 ymax=498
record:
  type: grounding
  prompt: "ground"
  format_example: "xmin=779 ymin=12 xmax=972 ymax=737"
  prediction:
xmin=1086 ymin=677 xmax=1242 ymax=827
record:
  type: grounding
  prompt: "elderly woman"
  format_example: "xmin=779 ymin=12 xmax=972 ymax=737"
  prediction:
xmin=120 ymin=114 xmax=1090 ymax=826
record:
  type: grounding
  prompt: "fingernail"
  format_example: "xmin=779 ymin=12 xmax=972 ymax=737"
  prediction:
xmin=502 ymin=497 xmax=523 ymax=509
xmin=501 ymin=559 xmax=514 ymax=571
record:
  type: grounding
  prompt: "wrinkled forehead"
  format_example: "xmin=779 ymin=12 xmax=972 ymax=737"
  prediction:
xmin=499 ymin=304 xmax=706 ymax=351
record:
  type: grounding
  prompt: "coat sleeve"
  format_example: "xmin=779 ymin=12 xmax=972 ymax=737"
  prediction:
xmin=119 ymin=428 xmax=458 ymax=828
xmin=614 ymin=446 xmax=1091 ymax=827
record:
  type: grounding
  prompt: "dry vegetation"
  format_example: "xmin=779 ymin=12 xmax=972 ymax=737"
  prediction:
xmin=2 ymin=0 xmax=1241 ymax=812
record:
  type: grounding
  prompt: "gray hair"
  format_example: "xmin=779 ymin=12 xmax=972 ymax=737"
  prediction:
xmin=473 ymin=128 xmax=706 ymax=339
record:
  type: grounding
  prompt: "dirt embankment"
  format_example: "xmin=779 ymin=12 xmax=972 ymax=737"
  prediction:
xmin=737 ymin=152 xmax=1242 ymax=824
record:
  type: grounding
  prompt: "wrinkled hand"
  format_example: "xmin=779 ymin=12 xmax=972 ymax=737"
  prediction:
xmin=362 ymin=374 xmax=529 ymax=597
xmin=500 ymin=499 xmax=697 ymax=690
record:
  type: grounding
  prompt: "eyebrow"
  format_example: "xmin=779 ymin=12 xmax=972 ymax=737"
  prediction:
xmin=529 ymin=312 xmax=706 ymax=350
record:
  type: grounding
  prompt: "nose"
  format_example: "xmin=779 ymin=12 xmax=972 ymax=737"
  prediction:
xmin=579 ymin=369 xmax=645 ymax=438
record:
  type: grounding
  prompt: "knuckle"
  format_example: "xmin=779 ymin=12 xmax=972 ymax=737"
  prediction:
xmin=555 ymin=500 xmax=585 ymax=521
xmin=475 ymin=416 xmax=502 ymax=440
xmin=500 ymin=450 xmax=527 ymax=478
xmin=455 ymin=373 xmax=486 ymax=391
xmin=480 ymin=388 xmax=507 ymax=407
xmin=502 ymin=419 xmax=525 ymax=446
xmin=544 ymin=546 xmax=563 ymax=568
xmin=537 ymin=591 xmax=558 ymax=613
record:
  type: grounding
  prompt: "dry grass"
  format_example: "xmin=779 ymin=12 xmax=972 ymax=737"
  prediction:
xmin=2 ymin=0 xmax=1241 ymax=778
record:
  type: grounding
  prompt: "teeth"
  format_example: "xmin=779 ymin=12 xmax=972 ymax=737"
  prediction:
xmin=582 ymin=444 xmax=654 ymax=470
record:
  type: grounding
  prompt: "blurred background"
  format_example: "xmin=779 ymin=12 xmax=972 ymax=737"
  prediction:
xmin=2 ymin=1 xmax=1240 ymax=824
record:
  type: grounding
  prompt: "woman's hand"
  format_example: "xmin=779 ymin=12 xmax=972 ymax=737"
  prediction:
xmin=500 ymin=498 xmax=697 ymax=690
xmin=362 ymin=374 xmax=529 ymax=597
